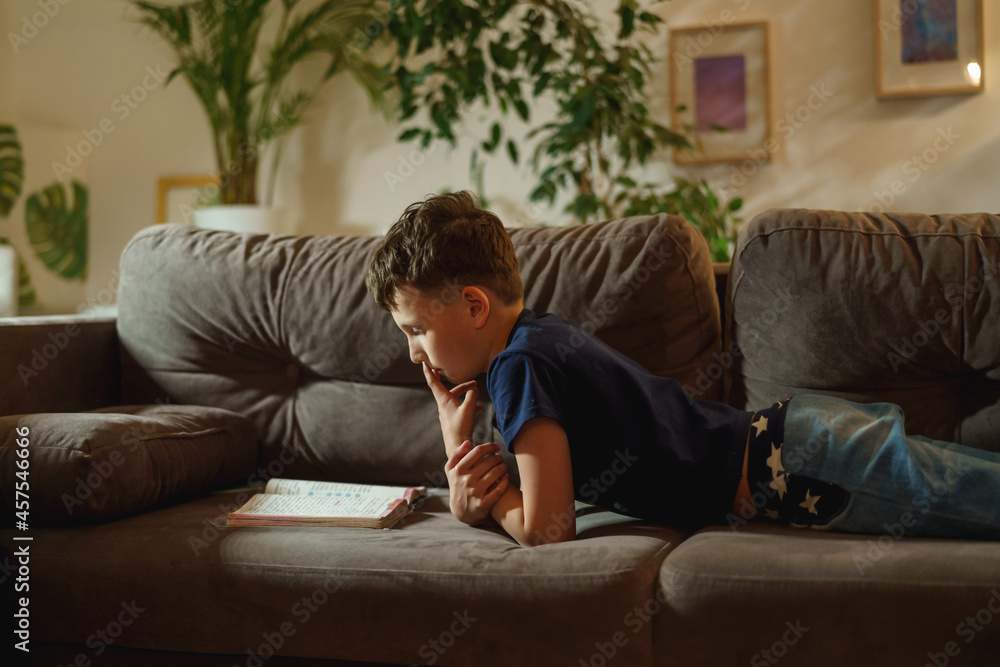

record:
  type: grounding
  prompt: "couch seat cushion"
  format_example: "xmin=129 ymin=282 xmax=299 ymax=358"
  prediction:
xmin=7 ymin=489 xmax=689 ymax=667
xmin=655 ymin=524 xmax=1000 ymax=667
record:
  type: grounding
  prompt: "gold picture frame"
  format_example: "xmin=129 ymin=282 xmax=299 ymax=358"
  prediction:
xmin=670 ymin=21 xmax=772 ymax=164
xmin=874 ymin=0 xmax=984 ymax=99
xmin=156 ymin=175 xmax=219 ymax=224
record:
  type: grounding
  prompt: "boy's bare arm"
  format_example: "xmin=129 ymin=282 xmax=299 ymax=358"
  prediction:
xmin=422 ymin=361 xmax=509 ymax=523
xmin=490 ymin=417 xmax=576 ymax=547
xmin=444 ymin=439 xmax=509 ymax=525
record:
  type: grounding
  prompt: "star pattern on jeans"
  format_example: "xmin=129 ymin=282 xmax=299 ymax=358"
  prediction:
xmin=751 ymin=415 xmax=769 ymax=437
xmin=769 ymin=472 xmax=788 ymax=499
xmin=745 ymin=398 xmax=850 ymax=528
xmin=766 ymin=444 xmax=785 ymax=476
xmin=799 ymin=490 xmax=821 ymax=515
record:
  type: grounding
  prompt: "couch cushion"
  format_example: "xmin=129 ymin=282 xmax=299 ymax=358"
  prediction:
xmin=727 ymin=209 xmax=1000 ymax=449
xmin=0 ymin=405 xmax=257 ymax=521
xmin=5 ymin=489 xmax=688 ymax=667
xmin=116 ymin=215 xmax=721 ymax=486
xmin=654 ymin=525 xmax=1000 ymax=667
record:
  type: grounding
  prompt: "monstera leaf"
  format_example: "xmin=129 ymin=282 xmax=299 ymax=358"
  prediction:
xmin=0 ymin=238 xmax=37 ymax=307
xmin=0 ymin=125 xmax=24 ymax=218
xmin=25 ymin=180 xmax=88 ymax=281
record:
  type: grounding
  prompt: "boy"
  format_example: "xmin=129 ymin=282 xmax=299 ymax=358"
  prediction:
xmin=366 ymin=191 xmax=1000 ymax=547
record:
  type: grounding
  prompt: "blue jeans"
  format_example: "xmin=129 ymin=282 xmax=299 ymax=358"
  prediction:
xmin=783 ymin=394 xmax=1000 ymax=539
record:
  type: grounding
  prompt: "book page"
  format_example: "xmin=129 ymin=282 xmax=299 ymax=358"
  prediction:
xmin=264 ymin=478 xmax=425 ymax=502
xmin=235 ymin=493 xmax=399 ymax=519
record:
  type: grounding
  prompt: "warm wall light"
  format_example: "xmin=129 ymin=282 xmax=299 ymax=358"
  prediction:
xmin=967 ymin=62 xmax=982 ymax=86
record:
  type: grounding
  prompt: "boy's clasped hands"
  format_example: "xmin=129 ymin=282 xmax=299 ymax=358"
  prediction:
xmin=422 ymin=361 xmax=510 ymax=526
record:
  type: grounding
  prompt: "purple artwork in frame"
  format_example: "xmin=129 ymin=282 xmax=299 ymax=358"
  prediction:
xmin=693 ymin=54 xmax=747 ymax=132
xmin=901 ymin=0 xmax=958 ymax=64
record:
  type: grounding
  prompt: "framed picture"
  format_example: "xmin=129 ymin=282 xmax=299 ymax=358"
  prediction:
xmin=875 ymin=0 xmax=984 ymax=99
xmin=670 ymin=22 xmax=771 ymax=164
xmin=156 ymin=175 xmax=219 ymax=224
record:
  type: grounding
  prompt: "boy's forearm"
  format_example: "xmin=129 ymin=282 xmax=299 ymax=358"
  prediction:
xmin=489 ymin=486 xmax=536 ymax=547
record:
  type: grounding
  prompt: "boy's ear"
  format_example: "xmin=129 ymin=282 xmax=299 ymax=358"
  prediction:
xmin=461 ymin=286 xmax=490 ymax=327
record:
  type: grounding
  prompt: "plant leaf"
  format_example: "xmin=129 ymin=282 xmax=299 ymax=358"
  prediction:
xmin=506 ymin=139 xmax=519 ymax=164
xmin=24 ymin=180 xmax=88 ymax=281
xmin=0 ymin=125 xmax=24 ymax=218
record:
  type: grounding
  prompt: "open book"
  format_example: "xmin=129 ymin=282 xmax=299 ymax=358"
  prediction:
xmin=226 ymin=478 xmax=429 ymax=529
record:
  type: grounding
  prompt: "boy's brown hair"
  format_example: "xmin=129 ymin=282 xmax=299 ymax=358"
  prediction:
xmin=366 ymin=191 xmax=523 ymax=310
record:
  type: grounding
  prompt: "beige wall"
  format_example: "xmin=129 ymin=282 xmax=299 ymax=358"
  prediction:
xmin=3 ymin=0 xmax=998 ymax=311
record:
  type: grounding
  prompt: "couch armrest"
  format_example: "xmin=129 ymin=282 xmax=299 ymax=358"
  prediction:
xmin=0 ymin=315 xmax=120 ymax=416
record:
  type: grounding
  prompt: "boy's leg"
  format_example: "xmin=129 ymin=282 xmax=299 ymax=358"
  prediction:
xmin=782 ymin=394 xmax=1000 ymax=539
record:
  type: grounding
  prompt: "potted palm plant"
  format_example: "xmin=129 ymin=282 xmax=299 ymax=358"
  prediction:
xmin=131 ymin=0 xmax=388 ymax=233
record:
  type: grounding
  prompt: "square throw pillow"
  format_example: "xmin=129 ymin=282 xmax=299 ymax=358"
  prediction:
xmin=0 ymin=404 xmax=258 ymax=522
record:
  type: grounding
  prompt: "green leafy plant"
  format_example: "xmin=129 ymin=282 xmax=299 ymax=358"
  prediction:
xmin=131 ymin=0 xmax=390 ymax=205
xmin=622 ymin=177 xmax=742 ymax=262
xmin=381 ymin=0 xmax=742 ymax=260
xmin=25 ymin=181 xmax=88 ymax=281
xmin=0 ymin=124 xmax=37 ymax=307
xmin=0 ymin=125 xmax=24 ymax=217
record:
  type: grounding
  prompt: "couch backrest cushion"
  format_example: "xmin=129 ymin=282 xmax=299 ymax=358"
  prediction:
xmin=117 ymin=214 xmax=720 ymax=485
xmin=727 ymin=208 xmax=1000 ymax=450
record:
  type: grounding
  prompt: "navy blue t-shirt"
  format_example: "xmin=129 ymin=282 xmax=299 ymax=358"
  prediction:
xmin=488 ymin=309 xmax=753 ymax=529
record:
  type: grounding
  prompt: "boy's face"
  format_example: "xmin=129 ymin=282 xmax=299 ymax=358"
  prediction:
xmin=389 ymin=285 xmax=486 ymax=384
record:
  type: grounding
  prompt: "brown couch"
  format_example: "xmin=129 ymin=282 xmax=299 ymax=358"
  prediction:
xmin=2 ymin=209 xmax=999 ymax=666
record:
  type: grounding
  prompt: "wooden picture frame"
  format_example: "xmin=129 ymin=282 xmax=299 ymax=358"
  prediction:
xmin=670 ymin=21 xmax=771 ymax=164
xmin=875 ymin=0 xmax=984 ymax=99
xmin=156 ymin=175 xmax=219 ymax=224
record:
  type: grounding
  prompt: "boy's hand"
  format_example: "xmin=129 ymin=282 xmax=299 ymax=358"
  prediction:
xmin=445 ymin=440 xmax=510 ymax=525
xmin=422 ymin=361 xmax=482 ymax=456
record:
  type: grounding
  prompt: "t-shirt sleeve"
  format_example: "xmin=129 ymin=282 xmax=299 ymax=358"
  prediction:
xmin=489 ymin=353 xmax=566 ymax=453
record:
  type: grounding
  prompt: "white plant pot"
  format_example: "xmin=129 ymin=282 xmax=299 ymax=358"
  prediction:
xmin=193 ymin=206 xmax=299 ymax=236
xmin=0 ymin=244 xmax=17 ymax=317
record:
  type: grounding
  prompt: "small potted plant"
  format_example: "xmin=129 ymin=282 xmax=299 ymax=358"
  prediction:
xmin=130 ymin=0 xmax=389 ymax=233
